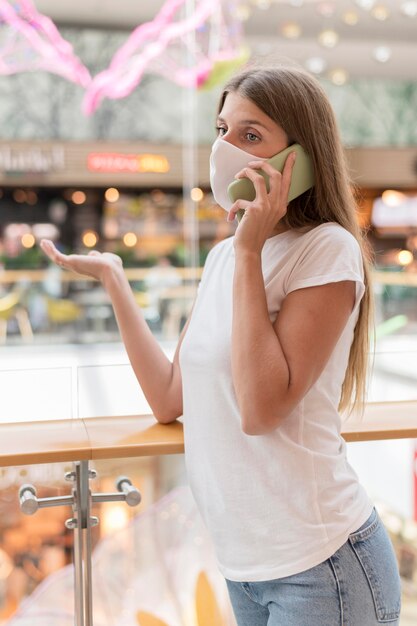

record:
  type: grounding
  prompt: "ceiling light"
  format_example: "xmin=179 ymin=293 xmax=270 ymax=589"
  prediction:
xmin=21 ymin=233 xmax=36 ymax=249
xmin=329 ymin=68 xmax=349 ymax=85
xmin=72 ymin=191 xmax=86 ymax=205
xmin=372 ymin=45 xmax=392 ymax=62
xmin=281 ymin=21 xmax=302 ymax=39
xmin=398 ymin=250 xmax=413 ymax=266
xmin=105 ymin=187 xmax=120 ymax=202
xmin=400 ymin=1 xmax=417 ymax=17
xmin=343 ymin=11 xmax=359 ymax=25
xmin=82 ymin=230 xmax=98 ymax=248
xmin=316 ymin=2 xmax=336 ymax=18
xmin=123 ymin=232 xmax=138 ymax=248
xmin=371 ymin=5 xmax=390 ymax=20
xmin=191 ymin=187 xmax=204 ymax=202
xmin=318 ymin=29 xmax=339 ymax=48
xmin=305 ymin=57 xmax=327 ymax=74
xmin=381 ymin=190 xmax=407 ymax=206
xmin=355 ymin=0 xmax=376 ymax=9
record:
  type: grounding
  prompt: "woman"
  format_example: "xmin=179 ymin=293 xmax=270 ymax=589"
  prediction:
xmin=41 ymin=65 xmax=401 ymax=625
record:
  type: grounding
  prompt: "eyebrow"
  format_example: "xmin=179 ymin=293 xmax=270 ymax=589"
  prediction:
xmin=216 ymin=116 xmax=270 ymax=130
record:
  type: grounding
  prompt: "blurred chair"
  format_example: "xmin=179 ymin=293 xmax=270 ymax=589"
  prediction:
xmin=0 ymin=291 xmax=33 ymax=344
xmin=45 ymin=297 xmax=83 ymax=328
xmin=133 ymin=291 xmax=160 ymax=326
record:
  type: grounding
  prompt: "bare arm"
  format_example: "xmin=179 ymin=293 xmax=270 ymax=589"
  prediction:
xmin=103 ymin=266 xmax=193 ymax=423
xmin=232 ymin=250 xmax=355 ymax=435
xmin=40 ymin=240 xmax=193 ymax=423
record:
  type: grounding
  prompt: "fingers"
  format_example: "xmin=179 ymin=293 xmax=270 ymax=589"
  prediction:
xmin=247 ymin=152 xmax=296 ymax=205
xmin=40 ymin=239 xmax=68 ymax=268
xmin=227 ymin=199 xmax=251 ymax=222
xmin=234 ymin=166 xmax=268 ymax=203
xmin=280 ymin=151 xmax=297 ymax=203
xmin=88 ymin=250 xmax=101 ymax=257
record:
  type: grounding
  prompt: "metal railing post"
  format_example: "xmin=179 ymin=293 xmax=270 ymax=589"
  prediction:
xmin=19 ymin=461 xmax=141 ymax=625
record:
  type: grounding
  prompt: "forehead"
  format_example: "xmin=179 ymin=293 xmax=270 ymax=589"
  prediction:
xmin=219 ymin=91 xmax=272 ymax=126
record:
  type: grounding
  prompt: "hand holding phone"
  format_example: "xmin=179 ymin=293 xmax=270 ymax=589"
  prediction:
xmin=227 ymin=143 xmax=314 ymax=207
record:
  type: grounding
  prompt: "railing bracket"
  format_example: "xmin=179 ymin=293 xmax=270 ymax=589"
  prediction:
xmin=19 ymin=461 xmax=141 ymax=626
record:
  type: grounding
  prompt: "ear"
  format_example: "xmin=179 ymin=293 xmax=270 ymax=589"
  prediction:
xmin=195 ymin=571 xmax=226 ymax=626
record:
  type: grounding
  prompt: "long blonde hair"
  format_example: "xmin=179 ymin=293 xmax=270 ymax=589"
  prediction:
xmin=218 ymin=64 xmax=374 ymax=414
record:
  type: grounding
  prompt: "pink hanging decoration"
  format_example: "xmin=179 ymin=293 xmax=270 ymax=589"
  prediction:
xmin=82 ymin=0 xmax=245 ymax=114
xmin=0 ymin=0 xmax=91 ymax=87
xmin=0 ymin=0 xmax=246 ymax=115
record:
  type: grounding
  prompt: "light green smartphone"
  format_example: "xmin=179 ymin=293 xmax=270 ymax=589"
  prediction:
xmin=227 ymin=143 xmax=315 ymax=219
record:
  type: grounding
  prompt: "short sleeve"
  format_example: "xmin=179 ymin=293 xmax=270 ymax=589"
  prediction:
xmin=284 ymin=224 xmax=365 ymax=309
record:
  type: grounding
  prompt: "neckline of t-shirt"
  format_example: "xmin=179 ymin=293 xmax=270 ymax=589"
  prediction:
xmin=263 ymin=222 xmax=338 ymax=247
xmin=264 ymin=229 xmax=297 ymax=244
xmin=263 ymin=227 xmax=306 ymax=246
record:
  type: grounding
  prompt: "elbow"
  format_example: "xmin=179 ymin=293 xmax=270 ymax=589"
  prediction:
xmin=241 ymin=421 xmax=264 ymax=436
xmin=241 ymin=412 xmax=284 ymax=436
xmin=153 ymin=405 xmax=182 ymax=425
xmin=240 ymin=399 xmax=296 ymax=435
xmin=240 ymin=389 xmax=300 ymax=435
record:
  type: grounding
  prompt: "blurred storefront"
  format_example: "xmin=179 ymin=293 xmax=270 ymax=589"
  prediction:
xmin=1 ymin=140 xmax=417 ymax=344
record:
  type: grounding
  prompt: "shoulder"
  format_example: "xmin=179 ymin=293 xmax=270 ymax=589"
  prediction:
xmin=204 ymin=236 xmax=234 ymax=265
xmin=298 ymin=222 xmax=362 ymax=259
xmin=305 ymin=222 xmax=359 ymax=246
xmin=284 ymin=222 xmax=365 ymax=291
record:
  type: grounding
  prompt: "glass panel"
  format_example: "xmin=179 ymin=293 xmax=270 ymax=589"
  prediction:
xmin=77 ymin=362 xmax=156 ymax=418
xmin=369 ymin=351 xmax=417 ymax=402
xmin=0 ymin=457 xmax=237 ymax=626
xmin=0 ymin=462 xmax=76 ymax=624
xmin=0 ymin=367 xmax=74 ymax=424
xmin=372 ymin=271 xmax=417 ymax=402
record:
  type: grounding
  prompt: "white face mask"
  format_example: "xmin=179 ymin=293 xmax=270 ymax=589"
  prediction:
xmin=209 ymin=138 xmax=266 ymax=212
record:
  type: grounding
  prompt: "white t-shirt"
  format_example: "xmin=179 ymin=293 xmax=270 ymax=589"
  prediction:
xmin=179 ymin=222 xmax=373 ymax=582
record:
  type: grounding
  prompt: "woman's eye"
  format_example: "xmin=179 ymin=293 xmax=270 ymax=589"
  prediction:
xmin=246 ymin=132 xmax=259 ymax=142
xmin=216 ymin=126 xmax=226 ymax=136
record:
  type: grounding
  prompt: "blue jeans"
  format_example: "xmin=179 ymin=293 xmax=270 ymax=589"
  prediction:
xmin=225 ymin=508 xmax=401 ymax=626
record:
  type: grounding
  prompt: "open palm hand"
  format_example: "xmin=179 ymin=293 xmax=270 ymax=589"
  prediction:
xmin=40 ymin=239 xmax=123 ymax=283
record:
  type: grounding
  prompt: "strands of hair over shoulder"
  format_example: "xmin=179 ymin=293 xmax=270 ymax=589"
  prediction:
xmin=218 ymin=63 xmax=374 ymax=416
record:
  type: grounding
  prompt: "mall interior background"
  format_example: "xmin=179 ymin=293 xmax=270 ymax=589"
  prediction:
xmin=0 ymin=0 xmax=417 ymax=624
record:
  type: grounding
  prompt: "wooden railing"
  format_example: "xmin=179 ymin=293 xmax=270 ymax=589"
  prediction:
xmin=1 ymin=400 xmax=417 ymax=467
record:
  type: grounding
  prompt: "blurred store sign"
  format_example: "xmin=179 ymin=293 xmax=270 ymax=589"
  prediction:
xmin=0 ymin=146 xmax=65 ymax=174
xmin=372 ymin=194 xmax=417 ymax=230
xmin=87 ymin=152 xmax=170 ymax=174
